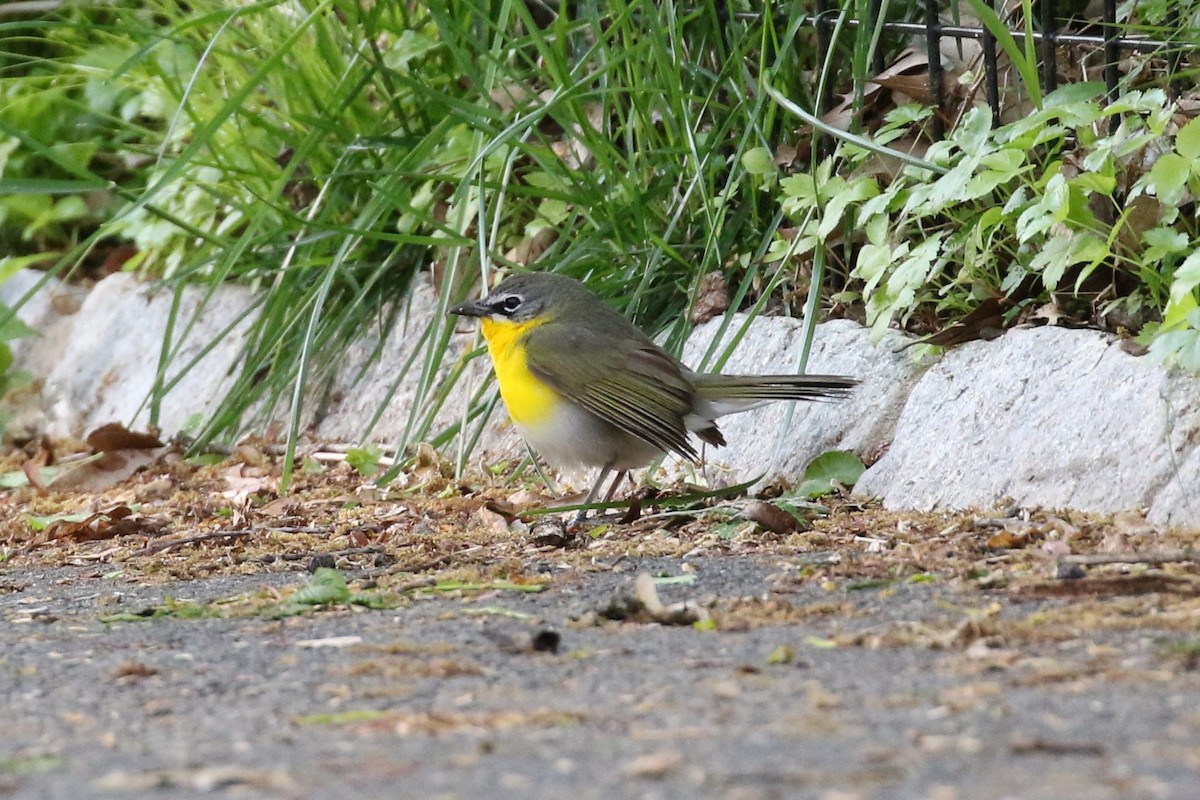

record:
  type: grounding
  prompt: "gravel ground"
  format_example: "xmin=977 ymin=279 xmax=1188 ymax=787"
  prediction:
xmin=4 ymin=556 xmax=1199 ymax=800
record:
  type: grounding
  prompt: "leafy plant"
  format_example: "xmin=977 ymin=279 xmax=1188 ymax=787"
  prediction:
xmin=771 ymin=83 xmax=1198 ymax=360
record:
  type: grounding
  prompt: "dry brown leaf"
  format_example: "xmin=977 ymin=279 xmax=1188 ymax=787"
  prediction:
xmin=690 ymin=271 xmax=730 ymax=325
xmin=86 ymin=423 xmax=164 ymax=452
xmin=742 ymin=500 xmax=799 ymax=535
xmin=47 ymin=505 xmax=164 ymax=543
xmin=49 ymin=449 xmax=166 ymax=493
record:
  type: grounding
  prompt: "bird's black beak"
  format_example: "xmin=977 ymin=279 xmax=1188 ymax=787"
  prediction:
xmin=449 ymin=299 xmax=488 ymax=318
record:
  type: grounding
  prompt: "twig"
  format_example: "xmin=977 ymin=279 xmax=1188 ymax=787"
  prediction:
xmin=356 ymin=544 xmax=486 ymax=580
xmin=1010 ymin=737 xmax=1105 ymax=756
xmin=309 ymin=451 xmax=397 ymax=467
xmin=134 ymin=530 xmax=253 ymax=556
xmin=1057 ymin=549 xmax=1200 ymax=567
xmin=240 ymin=545 xmax=386 ymax=564
xmin=132 ymin=526 xmax=332 ymax=556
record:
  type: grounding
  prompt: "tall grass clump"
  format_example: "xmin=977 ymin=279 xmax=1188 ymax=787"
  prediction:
xmin=3 ymin=0 xmax=876 ymax=468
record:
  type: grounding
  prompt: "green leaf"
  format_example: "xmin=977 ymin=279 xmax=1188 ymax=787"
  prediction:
xmin=1016 ymin=172 xmax=1068 ymax=242
xmin=1164 ymin=251 xmax=1200 ymax=327
xmin=652 ymin=574 xmax=697 ymax=586
xmin=293 ymin=568 xmax=351 ymax=606
xmin=1149 ymin=321 xmax=1200 ymax=371
xmin=0 ymin=310 xmax=36 ymax=343
xmin=963 ymin=149 xmax=1027 ymax=198
xmin=1031 ymin=232 xmax=1108 ymax=291
xmin=1176 ymin=117 xmax=1200 ymax=161
xmin=345 ymin=446 xmax=382 ymax=478
xmin=854 ymin=242 xmax=895 ymax=296
xmin=766 ymin=645 xmax=796 ymax=665
xmin=25 ymin=512 xmax=93 ymax=531
xmin=953 ymin=107 xmax=993 ymax=156
xmin=740 ymin=147 xmax=776 ymax=177
xmin=295 ymin=710 xmax=389 ymax=726
xmin=795 ymin=450 xmax=866 ymax=499
xmin=383 ymin=29 xmax=440 ymax=71
xmin=805 ymin=635 xmax=840 ymax=649
xmin=1070 ymin=171 xmax=1116 ymax=195
xmin=1146 ymin=153 xmax=1191 ymax=206
xmin=819 ymin=176 xmax=878 ymax=238
xmin=886 ymin=234 xmax=944 ymax=308
xmin=1143 ymin=227 xmax=1189 ymax=261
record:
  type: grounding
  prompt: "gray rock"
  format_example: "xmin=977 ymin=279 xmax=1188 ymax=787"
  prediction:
xmin=312 ymin=280 xmax=498 ymax=455
xmin=856 ymin=325 xmax=1200 ymax=528
xmin=670 ymin=316 xmax=921 ymax=485
xmin=10 ymin=267 xmax=1200 ymax=530
xmin=2 ymin=270 xmax=92 ymax=440
xmin=1149 ymin=444 xmax=1200 ymax=527
xmin=1 ymin=268 xmax=89 ymax=370
xmin=37 ymin=273 xmax=259 ymax=438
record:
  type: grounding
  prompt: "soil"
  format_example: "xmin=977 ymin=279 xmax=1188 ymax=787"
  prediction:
xmin=2 ymin=442 xmax=1199 ymax=800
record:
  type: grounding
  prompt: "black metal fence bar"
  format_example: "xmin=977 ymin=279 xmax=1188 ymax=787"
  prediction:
xmin=768 ymin=17 xmax=1193 ymax=54
xmin=924 ymin=0 xmax=946 ymax=138
xmin=807 ymin=11 xmax=1188 ymax=137
xmin=1103 ymin=0 xmax=1121 ymax=132
xmin=980 ymin=0 xmax=1000 ymax=127
xmin=1040 ymin=0 xmax=1058 ymax=92
xmin=724 ymin=5 xmax=1196 ymax=139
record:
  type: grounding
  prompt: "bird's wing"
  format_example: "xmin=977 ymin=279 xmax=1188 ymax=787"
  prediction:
xmin=523 ymin=322 xmax=699 ymax=461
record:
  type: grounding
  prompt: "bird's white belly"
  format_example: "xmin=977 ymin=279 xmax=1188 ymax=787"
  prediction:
xmin=515 ymin=399 xmax=663 ymax=471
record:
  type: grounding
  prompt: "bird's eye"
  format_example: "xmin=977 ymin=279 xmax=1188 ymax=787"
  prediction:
xmin=497 ymin=295 xmax=522 ymax=314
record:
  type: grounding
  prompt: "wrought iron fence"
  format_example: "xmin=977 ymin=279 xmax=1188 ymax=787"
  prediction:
xmin=734 ymin=1 xmax=1197 ymax=138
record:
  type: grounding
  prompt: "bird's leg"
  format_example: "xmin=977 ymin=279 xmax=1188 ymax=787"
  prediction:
xmin=582 ymin=463 xmax=613 ymax=506
xmin=572 ymin=463 xmax=614 ymax=526
xmin=601 ymin=470 xmax=628 ymax=503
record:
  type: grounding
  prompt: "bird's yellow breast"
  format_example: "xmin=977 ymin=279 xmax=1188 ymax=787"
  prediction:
xmin=479 ymin=316 xmax=560 ymax=427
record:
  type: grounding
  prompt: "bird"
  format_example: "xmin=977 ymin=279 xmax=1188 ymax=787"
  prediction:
xmin=449 ymin=272 xmax=858 ymax=511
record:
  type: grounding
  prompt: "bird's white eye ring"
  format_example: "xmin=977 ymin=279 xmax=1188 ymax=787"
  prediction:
xmin=497 ymin=295 xmax=522 ymax=313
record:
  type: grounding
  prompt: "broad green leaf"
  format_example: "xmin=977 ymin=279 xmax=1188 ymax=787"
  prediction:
xmin=0 ymin=309 xmax=36 ymax=342
xmin=293 ymin=568 xmax=351 ymax=606
xmin=1164 ymin=251 xmax=1200 ymax=326
xmin=1176 ymin=117 xmax=1200 ymax=160
xmin=953 ymin=107 xmax=993 ymax=156
xmin=1146 ymin=153 xmax=1190 ymax=206
xmin=1149 ymin=324 xmax=1200 ymax=371
xmin=740 ymin=147 xmax=776 ymax=177
xmin=1142 ymin=227 xmax=1189 ymax=262
xmin=795 ymin=450 xmax=866 ymax=499
xmin=345 ymin=446 xmax=382 ymax=478
xmin=26 ymin=512 xmax=93 ymax=531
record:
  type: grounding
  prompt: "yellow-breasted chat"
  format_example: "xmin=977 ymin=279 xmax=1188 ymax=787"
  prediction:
xmin=450 ymin=272 xmax=858 ymax=508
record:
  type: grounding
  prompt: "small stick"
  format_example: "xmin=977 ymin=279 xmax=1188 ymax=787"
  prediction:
xmin=133 ymin=530 xmax=253 ymax=556
xmin=1057 ymin=549 xmax=1200 ymax=567
xmin=132 ymin=526 xmax=332 ymax=556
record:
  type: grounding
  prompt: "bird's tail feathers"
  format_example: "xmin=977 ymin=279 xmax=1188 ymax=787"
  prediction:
xmin=694 ymin=373 xmax=858 ymax=402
